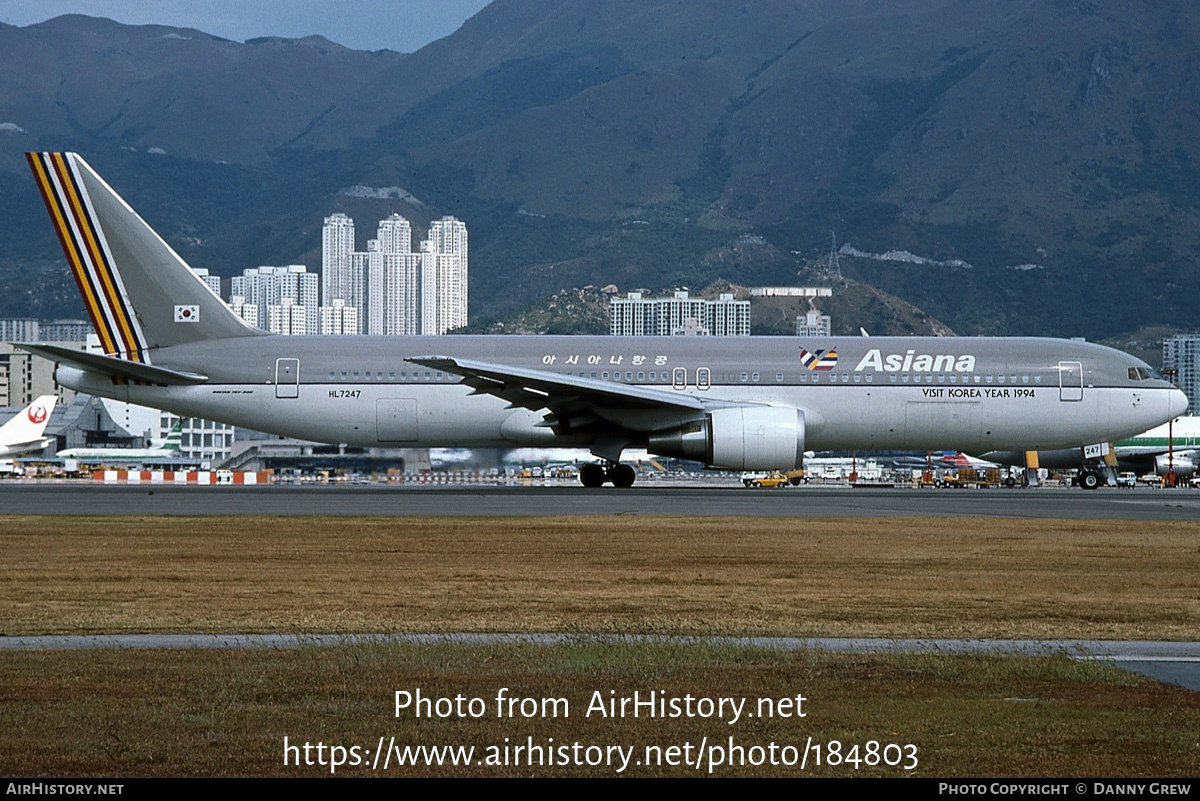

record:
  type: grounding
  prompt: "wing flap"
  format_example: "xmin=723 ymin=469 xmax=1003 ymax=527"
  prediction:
xmin=407 ymin=354 xmax=728 ymax=440
xmin=407 ymin=355 xmax=708 ymax=419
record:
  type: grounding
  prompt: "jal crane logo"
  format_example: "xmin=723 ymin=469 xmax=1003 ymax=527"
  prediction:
xmin=27 ymin=405 xmax=48 ymax=424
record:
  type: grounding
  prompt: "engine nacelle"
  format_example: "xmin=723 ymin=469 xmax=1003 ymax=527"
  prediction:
xmin=648 ymin=406 xmax=805 ymax=471
xmin=1155 ymin=454 xmax=1197 ymax=478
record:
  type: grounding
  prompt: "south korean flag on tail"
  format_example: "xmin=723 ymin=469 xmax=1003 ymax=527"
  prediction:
xmin=174 ymin=305 xmax=200 ymax=323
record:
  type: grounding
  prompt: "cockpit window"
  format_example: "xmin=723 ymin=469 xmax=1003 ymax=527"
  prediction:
xmin=1127 ymin=366 xmax=1156 ymax=381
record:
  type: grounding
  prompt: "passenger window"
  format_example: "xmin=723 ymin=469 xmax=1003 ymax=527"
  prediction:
xmin=740 ymin=372 xmax=749 ymax=382
xmin=752 ymin=372 xmax=760 ymax=382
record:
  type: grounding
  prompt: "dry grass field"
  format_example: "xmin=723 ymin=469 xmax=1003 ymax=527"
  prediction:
xmin=2 ymin=515 xmax=1198 ymax=639
xmin=2 ymin=514 xmax=1198 ymax=777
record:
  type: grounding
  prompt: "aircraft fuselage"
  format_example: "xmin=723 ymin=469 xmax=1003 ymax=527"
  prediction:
xmin=58 ymin=333 xmax=1181 ymax=455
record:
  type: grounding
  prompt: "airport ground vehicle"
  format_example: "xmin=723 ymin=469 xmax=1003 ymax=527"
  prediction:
xmin=742 ymin=471 xmax=790 ymax=488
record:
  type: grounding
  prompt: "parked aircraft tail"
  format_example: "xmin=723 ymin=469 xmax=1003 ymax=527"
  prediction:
xmin=0 ymin=395 xmax=58 ymax=453
xmin=157 ymin=422 xmax=184 ymax=452
xmin=26 ymin=152 xmax=264 ymax=359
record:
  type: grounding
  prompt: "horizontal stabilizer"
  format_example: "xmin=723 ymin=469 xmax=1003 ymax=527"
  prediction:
xmin=18 ymin=344 xmax=208 ymax=385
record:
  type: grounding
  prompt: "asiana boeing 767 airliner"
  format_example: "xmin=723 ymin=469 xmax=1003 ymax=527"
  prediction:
xmin=17 ymin=153 xmax=1188 ymax=487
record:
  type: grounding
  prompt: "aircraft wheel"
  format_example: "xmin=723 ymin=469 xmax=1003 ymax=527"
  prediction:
xmin=579 ymin=463 xmax=606 ymax=488
xmin=608 ymin=463 xmax=636 ymax=488
xmin=1004 ymin=476 xmax=1017 ymax=488
xmin=1079 ymin=471 xmax=1101 ymax=490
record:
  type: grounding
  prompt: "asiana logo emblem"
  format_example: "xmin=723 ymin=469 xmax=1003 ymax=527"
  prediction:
xmin=799 ymin=348 xmax=838 ymax=371
xmin=854 ymin=348 xmax=977 ymax=372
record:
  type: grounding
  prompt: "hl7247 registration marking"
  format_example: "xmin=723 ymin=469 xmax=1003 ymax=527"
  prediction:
xmin=328 ymin=389 xmax=362 ymax=399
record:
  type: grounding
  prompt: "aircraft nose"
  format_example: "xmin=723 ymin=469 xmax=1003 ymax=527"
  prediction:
xmin=1169 ymin=387 xmax=1189 ymax=419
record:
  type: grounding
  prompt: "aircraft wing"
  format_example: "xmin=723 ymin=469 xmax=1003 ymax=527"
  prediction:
xmin=408 ymin=354 xmax=748 ymax=460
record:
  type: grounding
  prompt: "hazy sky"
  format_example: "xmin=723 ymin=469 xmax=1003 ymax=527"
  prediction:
xmin=0 ymin=0 xmax=493 ymax=52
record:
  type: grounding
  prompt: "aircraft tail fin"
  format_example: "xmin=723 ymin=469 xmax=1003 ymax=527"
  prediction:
xmin=0 ymin=395 xmax=57 ymax=449
xmin=26 ymin=152 xmax=265 ymax=359
xmin=156 ymin=422 xmax=184 ymax=452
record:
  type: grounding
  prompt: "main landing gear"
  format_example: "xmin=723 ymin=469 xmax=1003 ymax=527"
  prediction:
xmin=579 ymin=462 xmax=636 ymax=488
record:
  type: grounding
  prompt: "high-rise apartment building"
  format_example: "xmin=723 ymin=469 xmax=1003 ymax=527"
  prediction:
xmin=267 ymin=297 xmax=307 ymax=336
xmin=327 ymin=213 xmax=468 ymax=336
xmin=321 ymin=213 xmax=357 ymax=316
xmin=232 ymin=265 xmax=319 ymax=335
xmin=320 ymin=299 xmax=359 ymax=335
xmin=424 ymin=216 xmax=469 ymax=334
xmin=191 ymin=267 xmax=222 ymax=298
xmin=364 ymin=215 xmax=422 ymax=336
xmin=1164 ymin=334 xmax=1200 ymax=414
xmin=610 ymin=291 xmax=750 ymax=337
xmin=0 ymin=319 xmax=39 ymax=343
xmin=228 ymin=296 xmax=259 ymax=328
xmin=40 ymin=320 xmax=94 ymax=342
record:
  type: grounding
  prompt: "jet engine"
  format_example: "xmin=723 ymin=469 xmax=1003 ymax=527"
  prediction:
xmin=647 ymin=406 xmax=805 ymax=471
xmin=1155 ymin=453 xmax=1197 ymax=478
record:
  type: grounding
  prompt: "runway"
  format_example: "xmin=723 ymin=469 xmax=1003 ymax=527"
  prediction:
xmin=2 ymin=633 xmax=1196 ymax=691
xmin=1 ymin=481 xmax=1198 ymax=519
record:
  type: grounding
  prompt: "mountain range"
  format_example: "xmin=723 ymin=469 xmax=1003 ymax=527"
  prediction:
xmin=0 ymin=0 xmax=1197 ymax=340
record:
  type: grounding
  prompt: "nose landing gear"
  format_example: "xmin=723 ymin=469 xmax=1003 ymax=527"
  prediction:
xmin=579 ymin=461 xmax=636 ymax=488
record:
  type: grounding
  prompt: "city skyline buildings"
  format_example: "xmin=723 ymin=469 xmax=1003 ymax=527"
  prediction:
xmin=610 ymin=290 xmax=750 ymax=337
xmin=186 ymin=211 xmax=469 ymax=338
xmin=230 ymin=265 xmax=320 ymax=336
xmin=324 ymin=211 xmax=468 ymax=337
